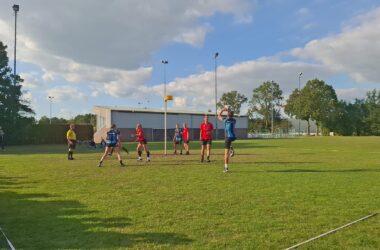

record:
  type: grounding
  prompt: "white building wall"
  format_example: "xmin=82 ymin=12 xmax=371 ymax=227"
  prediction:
xmin=111 ymin=110 xmax=248 ymax=129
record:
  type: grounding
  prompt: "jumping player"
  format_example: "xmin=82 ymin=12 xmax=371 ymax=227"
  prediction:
xmin=98 ymin=124 xmax=125 ymax=167
xmin=200 ymin=115 xmax=214 ymax=162
xmin=136 ymin=123 xmax=151 ymax=162
xmin=66 ymin=124 xmax=77 ymax=160
xmin=182 ymin=123 xmax=190 ymax=155
xmin=218 ymin=107 xmax=236 ymax=173
xmin=173 ymin=123 xmax=183 ymax=155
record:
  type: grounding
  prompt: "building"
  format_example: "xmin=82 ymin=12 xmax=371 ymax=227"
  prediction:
xmin=93 ymin=106 xmax=248 ymax=142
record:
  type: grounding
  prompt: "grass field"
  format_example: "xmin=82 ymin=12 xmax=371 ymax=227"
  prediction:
xmin=0 ymin=137 xmax=379 ymax=249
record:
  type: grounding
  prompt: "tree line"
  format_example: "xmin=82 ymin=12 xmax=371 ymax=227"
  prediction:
xmin=217 ymin=80 xmax=379 ymax=136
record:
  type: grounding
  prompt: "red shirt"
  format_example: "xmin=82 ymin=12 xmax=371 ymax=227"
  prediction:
xmin=200 ymin=122 xmax=214 ymax=141
xmin=182 ymin=127 xmax=189 ymax=141
xmin=136 ymin=128 xmax=145 ymax=141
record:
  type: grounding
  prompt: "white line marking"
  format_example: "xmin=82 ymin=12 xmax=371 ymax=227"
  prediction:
xmin=285 ymin=213 xmax=378 ymax=250
xmin=0 ymin=226 xmax=16 ymax=250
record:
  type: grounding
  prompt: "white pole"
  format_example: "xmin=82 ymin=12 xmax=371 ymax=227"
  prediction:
xmin=162 ymin=60 xmax=168 ymax=155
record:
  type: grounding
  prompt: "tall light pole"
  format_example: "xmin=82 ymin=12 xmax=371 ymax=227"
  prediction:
xmin=271 ymin=89 xmax=274 ymax=134
xmin=48 ymin=96 xmax=54 ymax=124
xmin=162 ymin=60 xmax=169 ymax=155
xmin=298 ymin=72 xmax=303 ymax=135
xmin=214 ymin=52 xmax=219 ymax=139
xmin=12 ymin=4 xmax=19 ymax=84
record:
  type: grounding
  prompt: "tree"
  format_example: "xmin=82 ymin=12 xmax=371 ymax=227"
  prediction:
xmin=248 ymin=81 xmax=283 ymax=130
xmin=285 ymin=89 xmax=312 ymax=134
xmin=71 ymin=113 xmax=96 ymax=127
xmin=302 ymin=79 xmax=337 ymax=135
xmin=364 ymin=89 xmax=380 ymax=135
xmin=0 ymin=41 xmax=34 ymax=143
xmin=38 ymin=116 xmax=68 ymax=125
xmin=216 ymin=90 xmax=247 ymax=115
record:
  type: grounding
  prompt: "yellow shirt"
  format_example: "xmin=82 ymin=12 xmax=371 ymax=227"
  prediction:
xmin=66 ymin=129 xmax=77 ymax=140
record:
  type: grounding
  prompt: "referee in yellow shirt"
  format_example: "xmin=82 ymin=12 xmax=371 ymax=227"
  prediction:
xmin=66 ymin=124 xmax=77 ymax=160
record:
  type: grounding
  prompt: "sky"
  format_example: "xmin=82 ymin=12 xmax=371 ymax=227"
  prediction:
xmin=0 ymin=0 xmax=379 ymax=119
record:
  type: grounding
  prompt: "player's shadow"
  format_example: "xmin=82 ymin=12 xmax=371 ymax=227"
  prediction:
xmin=0 ymin=175 xmax=193 ymax=249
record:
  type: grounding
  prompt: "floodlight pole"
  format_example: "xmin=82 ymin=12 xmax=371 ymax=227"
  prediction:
xmin=162 ymin=60 xmax=169 ymax=155
xmin=214 ymin=52 xmax=219 ymax=139
xmin=48 ymin=96 xmax=54 ymax=124
xmin=13 ymin=4 xmax=19 ymax=84
xmin=298 ymin=72 xmax=303 ymax=135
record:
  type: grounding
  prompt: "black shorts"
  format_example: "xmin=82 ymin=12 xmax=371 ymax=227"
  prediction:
xmin=224 ymin=138 xmax=235 ymax=149
xmin=106 ymin=142 xmax=117 ymax=148
xmin=201 ymin=140 xmax=212 ymax=146
xmin=138 ymin=139 xmax=147 ymax=145
xmin=68 ymin=140 xmax=77 ymax=149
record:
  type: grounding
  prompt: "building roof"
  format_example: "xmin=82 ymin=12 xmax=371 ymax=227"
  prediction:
xmin=93 ymin=105 xmax=248 ymax=117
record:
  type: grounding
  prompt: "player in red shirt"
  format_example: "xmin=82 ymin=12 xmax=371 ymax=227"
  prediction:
xmin=136 ymin=123 xmax=150 ymax=162
xmin=200 ymin=115 xmax=214 ymax=162
xmin=182 ymin=123 xmax=190 ymax=155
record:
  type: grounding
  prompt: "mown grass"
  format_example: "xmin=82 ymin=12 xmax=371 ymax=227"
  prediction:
xmin=0 ymin=137 xmax=379 ymax=249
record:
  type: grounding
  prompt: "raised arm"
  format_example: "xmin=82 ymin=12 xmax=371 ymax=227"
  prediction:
xmin=218 ymin=107 xmax=227 ymax=121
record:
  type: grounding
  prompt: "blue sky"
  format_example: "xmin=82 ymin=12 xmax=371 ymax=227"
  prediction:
xmin=0 ymin=0 xmax=379 ymax=118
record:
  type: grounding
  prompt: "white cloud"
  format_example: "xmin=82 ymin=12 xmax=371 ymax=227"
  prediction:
xmin=150 ymin=59 xmax=333 ymax=111
xmin=173 ymin=97 xmax=187 ymax=108
xmin=0 ymin=0 xmax=253 ymax=70
xmin=291 ymin=7 xmax=380 ymax=83
xmin=174 ymin=25 xmax=212 ymax=47
xmin=46 ymin=86 xmax=86 ymax=102
xmin=336 ymin=88 xmax=370 ymax=101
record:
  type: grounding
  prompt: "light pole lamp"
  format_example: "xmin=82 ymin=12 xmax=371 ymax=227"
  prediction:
xmin=12 ymin=4 xmax=19 ymax=84
xmin=48 ymin=96 xmax=54 ymax=124
xmin=298 ymin=72 xmax=303 ymax=135
xmin=214 ymin=52 xmax=219 ymax=139
xmin=161 ymin=60 xmax=169 ymax=155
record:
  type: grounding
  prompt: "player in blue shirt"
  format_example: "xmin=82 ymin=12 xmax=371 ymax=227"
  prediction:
xmin=218 ymin=106 xmax=236 ymax=173
xmin=98 ymin=124 xmax=125 ymax=167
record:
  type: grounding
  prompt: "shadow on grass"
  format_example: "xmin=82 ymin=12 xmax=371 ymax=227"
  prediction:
xmin=0 ymin=140 xmax=273 ymax=155
xmin=266 ymin=168 xmax=380 ymax=173
xmin=0 ymin=175 xmax=192 ymax=249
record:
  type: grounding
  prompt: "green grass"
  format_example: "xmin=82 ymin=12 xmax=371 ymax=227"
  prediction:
xmin=0 ymin=137 xmax=379 ymax=249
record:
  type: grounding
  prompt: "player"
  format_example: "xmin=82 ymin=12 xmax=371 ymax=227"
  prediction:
xmin=200 ymin=115 xmax=214 ymax=162
xmin=182 ymin=123 xmax=190 ymax=155
xmin=66 ymin=124 xmax=77 ymax=160
xmin=136 ymin=123 xmax=151 ymax=162
xmin=173 ymin=123 xmax=183 ymax=155
xmin=98 ymin=124 xmax=125 ymax=167
xmin=218 ymin=106 xmax=236 ymax=173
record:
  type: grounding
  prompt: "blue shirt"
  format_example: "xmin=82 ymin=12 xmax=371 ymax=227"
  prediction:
xmin=224 ymin=118 xmax=236 ymax=140
xmin=106 ymin=129 xmax=119 ymax=144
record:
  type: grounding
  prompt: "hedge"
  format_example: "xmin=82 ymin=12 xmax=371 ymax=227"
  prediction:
xmin=5 ymin=124 xmax=94 ymax=145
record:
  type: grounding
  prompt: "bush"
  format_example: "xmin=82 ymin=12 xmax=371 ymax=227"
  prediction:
xmin=6 ymin=124 xmax=94 ymax=145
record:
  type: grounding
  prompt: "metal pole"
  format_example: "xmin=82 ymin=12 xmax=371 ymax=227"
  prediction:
xmin=214 ymin=52 xmax=219 ymax=139
xmin=298 ymin=72 xmax=302 ymax=135
xmin=13 ymin=5 xmax=19 ymax=84
xmin=162 ymin=60 xmax=168 ymax=155
xmin=48 ymin=96 xmax=54 ymax=124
